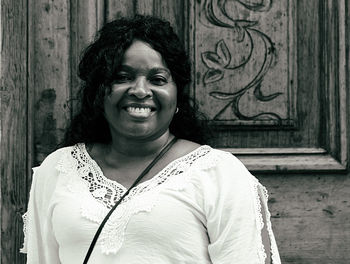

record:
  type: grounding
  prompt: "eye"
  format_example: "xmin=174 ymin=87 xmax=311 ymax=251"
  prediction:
xmin=149 ymin=75 xmax=168 ymax=86
xmin=113 ymin=72 xmax=133 ymax=83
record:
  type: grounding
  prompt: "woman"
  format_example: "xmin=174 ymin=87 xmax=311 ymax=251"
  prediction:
xmin=21 ymin=15 xmax=281 ymax=263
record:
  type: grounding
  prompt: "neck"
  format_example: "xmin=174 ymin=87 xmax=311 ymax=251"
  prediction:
xmin=107 ymin=131 xmax=173 ymax=159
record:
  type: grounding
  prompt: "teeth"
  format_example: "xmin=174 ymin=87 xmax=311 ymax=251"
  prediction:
xmin=126 ymin=107 xmax=151 ymax=113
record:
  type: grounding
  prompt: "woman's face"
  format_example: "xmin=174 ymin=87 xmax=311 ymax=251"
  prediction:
xmin=103 ymin=40 xmax=177 ymax=141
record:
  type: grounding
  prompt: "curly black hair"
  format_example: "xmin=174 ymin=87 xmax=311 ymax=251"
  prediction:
xmin=62 ymin=15 xmax=208 ymax=146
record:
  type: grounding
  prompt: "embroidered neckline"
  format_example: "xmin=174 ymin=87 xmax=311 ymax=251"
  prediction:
xmin=72 ymin=143 xmax=213 ymax=209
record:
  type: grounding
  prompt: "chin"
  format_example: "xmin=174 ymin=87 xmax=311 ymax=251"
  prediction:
xmin=122 ymin=128 xmax=169 ymax=141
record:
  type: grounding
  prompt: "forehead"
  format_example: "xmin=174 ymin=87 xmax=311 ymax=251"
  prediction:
xmin=122 ymin=40 xmax=167 ymax=69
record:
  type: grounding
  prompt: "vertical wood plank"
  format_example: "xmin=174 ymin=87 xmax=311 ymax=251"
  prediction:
xmin=338 ymin=0 xmax=348 ymax=167
xmin=29 ymin=0 xmax=71 ymax=164
xmin=0 ymin=0 xmax=28 ymax=262
xmin=344 ymin=0 xmax=350 ymax=170
xmin=135 ymin=0 xmax=153 ymax=15
xmin=106 ymin=0 xmax=134 ymax=21
xmin=153 ymin=0 xmax=184 ymax=42
xmin=319 ymin=0 xmax=338 ymax=159
xmin=335 ymin=0 xmax=348 ymax=167
xmin=319 ymin=0 xmax=348 ymax=166
xmin=70 ymin=0 xmax=105 ymax=116
xmin=0 ymin=0 xmax=2 ymax=259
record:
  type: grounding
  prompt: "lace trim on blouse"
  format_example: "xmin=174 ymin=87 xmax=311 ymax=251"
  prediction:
xmin=56 ymin=143 xmax=215 ymax=254
xmin=21 ymin=166 xmax=40 ymax=254
xmin=20 ymin=213 xmax=28 ymax=253
xmin=250 ymin=176 xmax=281 ymax=264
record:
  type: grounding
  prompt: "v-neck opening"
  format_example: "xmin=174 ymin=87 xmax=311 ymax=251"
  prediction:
xmin=80 ymin=143 xmax=211 ymax=194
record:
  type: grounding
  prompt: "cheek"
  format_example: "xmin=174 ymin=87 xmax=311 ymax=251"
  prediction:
xmin=104 ymin=88 xmax=125 ymax=109
xmin=103 ymin=95 xmax=112 ymax=111
xmin=171 ymin=89 xmax=178 ymax=108
xmin=103 ymin=96 xmax=118 ymax=121
xmin=159 ymin=86 xmax=177 ymax=109
xmin=107 ymin=88 xmax=121 ymax=101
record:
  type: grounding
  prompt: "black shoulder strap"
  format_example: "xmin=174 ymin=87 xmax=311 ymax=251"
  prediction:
xmin=83 ymin=137 xmax=177 ymax=263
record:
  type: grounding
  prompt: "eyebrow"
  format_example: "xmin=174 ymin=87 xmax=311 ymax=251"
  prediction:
xmin=118 ymin=65 xmax=171 ymax=75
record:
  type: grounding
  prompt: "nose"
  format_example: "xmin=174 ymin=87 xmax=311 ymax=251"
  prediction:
xmin=127 ymin=77 xmax=152 ymax=98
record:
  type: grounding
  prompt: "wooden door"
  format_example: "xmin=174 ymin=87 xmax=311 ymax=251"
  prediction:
xmin=1 ymin=0 xmax=349 ymax=263
xmin=190 ymin=0 xmax=347 ymax=173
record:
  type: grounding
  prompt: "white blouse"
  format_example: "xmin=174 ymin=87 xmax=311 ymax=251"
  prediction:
xmin=21 ymin=143 xmax=281 ymax=264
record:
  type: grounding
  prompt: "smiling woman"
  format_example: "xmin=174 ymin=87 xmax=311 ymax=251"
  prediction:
xmin=20 ymin=15 xmax=281 ymax=264
xmin=104 ymin=40 xmax=177 ymax=141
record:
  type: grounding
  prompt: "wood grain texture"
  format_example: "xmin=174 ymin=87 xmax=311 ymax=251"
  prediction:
xmin=135 ymin=0 xmax=153 ymax=15
xmin=30 ymin=0 xmax=70 ymax=165
xmin=193 ymin=1 xmax=294 ymax=126
xmin=106 ymin=0 xmax=134 ymax=21
xmin=0 ymin=0 xmax=28 ymax=262
xmin=153 ymin=0 xmax=184 ymax=42
xmin=70 ymin=0 xmax=104 ymax=116
xmin=1 ymin=2 xmax=2 ymax=258
xmin=259 ymin=173 xmax=350 ymax=264
xmin=201 ymin=0 xmax=321 ymax=149
xmin=319 ymin=0 xmax=348 ymax=166
xmin=236 ymin=154 xmax=345 ymax=172
xmin=338 ymin=0 xmax=349 ymax=167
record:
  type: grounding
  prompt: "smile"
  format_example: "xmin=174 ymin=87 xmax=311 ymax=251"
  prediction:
xmin=122 ymin=105 xmax=156 ymax=119
xmin=126 ymin=107 xmax=152 ymax=113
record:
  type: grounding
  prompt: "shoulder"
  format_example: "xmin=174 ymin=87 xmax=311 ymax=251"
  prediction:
xmin=194 ymin=148 xmax=262 ymax=211
xmin=195 ymin=146 xmax=248 ymax=172
xmin=33 ymin=145 xmax=77 ymax=188
xmin=28 ymin=146 xmax=76 ymax=207
xmin=190 ymin=146 xmax=256 ymax=188
xmin=38 ymin=145 xmax=75 ymax=171
xmin=173 ymin=140 xmax=247 ymax=172
xmin=210 ymin=148 xmax=250 ymax=172
xmin=163 ymin=138 xmax=201 ymax=164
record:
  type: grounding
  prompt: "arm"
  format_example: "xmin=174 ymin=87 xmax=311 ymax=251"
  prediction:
xmin=204 ymin=153 xmax=280 ymax=264
xmin=259 ymin=186 xmax=272 ymax=264
xmin=21 ymin=162 xmax=61 ymax=263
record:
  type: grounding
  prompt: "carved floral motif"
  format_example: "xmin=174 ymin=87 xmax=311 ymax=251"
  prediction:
xmin=200 ymin=0 xmax=283 ymax=122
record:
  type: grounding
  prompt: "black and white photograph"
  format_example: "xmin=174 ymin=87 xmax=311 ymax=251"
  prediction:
xmin=0 ymin=0 xmax=349 ymax=263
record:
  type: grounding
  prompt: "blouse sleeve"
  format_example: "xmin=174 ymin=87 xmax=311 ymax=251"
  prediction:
xmin=21 ymin=155 xmax=62 ymax=263
xmin=204 ymin=152 xmax=281 ymax=264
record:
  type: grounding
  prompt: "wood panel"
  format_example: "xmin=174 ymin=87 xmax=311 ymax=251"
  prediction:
xmin=106 ymin=0 xmax=185 ymax=41
xmin=189 ymin=0 xmax=348 ymax=172
xmin=0 ymin=0 xmax=28 ymax=262
xmin=193 ymin=0 xmax=296 ymax=126
xmin=259 ymin=173 xmax=350 ymax=264
xmin=135 ymin=0 xmax=154 ymax=15
xmin=320 ymin=0 xmax=347 ymax=163
xmin=106 ymin=0 xmax=134 ymax=21
xmin=190 ymin=0 xmax=321 ymax=149
xmin=30 ymin=0 xmax=71 ymax=165
xmin=153 ymin=0 xmax=185 ymax=42
xmin=70 ymin=0 xmax=104 ymax=116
